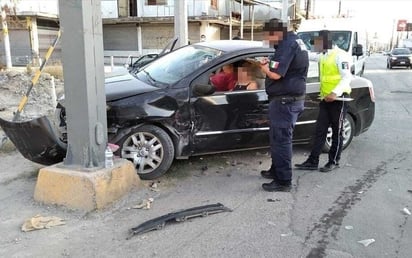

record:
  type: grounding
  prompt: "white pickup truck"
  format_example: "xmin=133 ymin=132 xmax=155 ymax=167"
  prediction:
xmin=297 ymin=18 xmax=368 ymax=76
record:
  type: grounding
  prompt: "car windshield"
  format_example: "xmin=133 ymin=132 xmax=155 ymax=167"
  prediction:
xmin=298 ymin=30 xmax=352 ymax=52
xmin=134 ymin=45 xmax=223 ymax=87
xmin=392 ymin=48 xmax=411 ymax=55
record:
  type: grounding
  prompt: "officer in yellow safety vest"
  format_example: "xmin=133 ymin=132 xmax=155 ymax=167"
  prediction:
xmin=295 ymin=30 xmax=352 ymax=172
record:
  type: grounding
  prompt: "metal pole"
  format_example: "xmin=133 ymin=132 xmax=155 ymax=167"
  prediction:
xmin=229 ymin=0 xmax=233 ymax=39
xmin=240 ymin=0 xmax=244 ymax=39
xmin=390 ymin=19 xmax=395 ymax=50
xmin=338 ymin=0 xmax=341 ymax=17
xmin=282 ymin=0 xmax=288 ymax=22
xmin=174 ymin=0 xmax=188 ymax=47
xmin=251 ymin=5 xmax=255 ymax=41
xmin=13 ymin=30 xmax=61 ymax=121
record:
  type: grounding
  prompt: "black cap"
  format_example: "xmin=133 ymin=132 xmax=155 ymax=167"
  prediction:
xmin=263 ymin=18 xmax=287 ymax=33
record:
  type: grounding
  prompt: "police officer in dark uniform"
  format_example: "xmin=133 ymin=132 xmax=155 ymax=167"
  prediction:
xmin=259 ymin=18 xmax=309 ymax=192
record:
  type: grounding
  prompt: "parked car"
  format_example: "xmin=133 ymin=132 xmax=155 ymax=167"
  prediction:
xmin=0 ymin=40 xmax=375 ymax=180
xmin=386 ymin=47 xmax=412 ymax=69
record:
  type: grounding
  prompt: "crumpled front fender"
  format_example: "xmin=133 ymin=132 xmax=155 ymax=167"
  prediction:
xmin=0 ymin=116 xmax=66 ymax=165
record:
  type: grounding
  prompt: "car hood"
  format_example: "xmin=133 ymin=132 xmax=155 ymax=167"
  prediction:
xmin=105 ymin=70 xmax=160 ymax=101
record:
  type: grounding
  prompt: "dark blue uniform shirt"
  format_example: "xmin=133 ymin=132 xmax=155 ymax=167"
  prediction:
xmin=265 ymin=31 xmax=309 ymax=97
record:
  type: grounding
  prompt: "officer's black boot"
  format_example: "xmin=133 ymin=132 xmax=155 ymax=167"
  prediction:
xmin=295 ymin=157 xmax=319 ymax=170
xmin=262 ymin=180 xmax=291 ymax=192
xmin=260 ymin=168 xmax=277 ymax=179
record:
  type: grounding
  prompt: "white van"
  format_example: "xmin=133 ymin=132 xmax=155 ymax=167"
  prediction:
xmin=297 ymin=18 xmax=368 ymax=76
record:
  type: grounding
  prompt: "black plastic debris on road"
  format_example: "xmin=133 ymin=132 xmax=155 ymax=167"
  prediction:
xmin=127 ymin=203 xmax=232 ymax=239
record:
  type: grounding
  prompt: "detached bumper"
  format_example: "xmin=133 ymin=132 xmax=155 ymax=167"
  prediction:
xmin=0 ymin=116 xmax=66 ymax=165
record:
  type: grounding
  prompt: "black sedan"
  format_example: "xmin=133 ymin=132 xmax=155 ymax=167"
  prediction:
xmin=0 ymin=40 xmax=375 ymax=180
xmin=386 ymin=47 xmax=412 ymax=69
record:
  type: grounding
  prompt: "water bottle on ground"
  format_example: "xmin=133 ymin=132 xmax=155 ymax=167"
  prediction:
xmin=105 ymin=145 xmax=114 ymax=168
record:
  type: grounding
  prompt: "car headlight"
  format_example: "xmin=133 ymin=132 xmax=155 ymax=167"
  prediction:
xmin=390 ymin=57 xmax=397 ymax=60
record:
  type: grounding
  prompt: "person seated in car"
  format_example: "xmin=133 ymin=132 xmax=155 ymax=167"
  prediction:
xmin=232 ymin=60 xmax=259 ymax=91
xmin=210 ymin=63 xmax=237 ymax=91
xmin=334 ymin=34 xmax=349 ymax=50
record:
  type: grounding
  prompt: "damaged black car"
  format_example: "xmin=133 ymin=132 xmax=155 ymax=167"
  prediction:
xmin=1 ymin=40 xmax=375 ymax=180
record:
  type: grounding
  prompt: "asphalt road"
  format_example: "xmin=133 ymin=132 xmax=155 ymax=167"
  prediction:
xmin=1 ymin=54 xmax=411 ymax=258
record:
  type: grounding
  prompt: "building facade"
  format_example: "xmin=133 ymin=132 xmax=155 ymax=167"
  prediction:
xmin=0 ymin=0 xmax=301 ymax=66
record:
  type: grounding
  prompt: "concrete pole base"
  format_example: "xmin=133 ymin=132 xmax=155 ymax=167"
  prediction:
xmin=34 ymin=159 xmax=141 ymax=211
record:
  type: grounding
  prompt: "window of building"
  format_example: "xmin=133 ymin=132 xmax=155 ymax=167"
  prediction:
xmin=146 ymin=0 xmax=167 ymax=5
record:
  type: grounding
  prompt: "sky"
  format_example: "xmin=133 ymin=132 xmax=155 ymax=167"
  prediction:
xmin=312 ymin=0 xmax=412 ymax=42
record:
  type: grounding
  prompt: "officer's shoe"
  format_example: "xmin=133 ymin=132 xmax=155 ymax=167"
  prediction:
xmin=295 ymin=159 xmax=318 ymax=170
xmin=262 ymin=180 xmax=291 ymax=192
xmin=319 ymin=161 xmax=339 ymax=173
xmin=260 ymin=169 xmax=277 ymax=180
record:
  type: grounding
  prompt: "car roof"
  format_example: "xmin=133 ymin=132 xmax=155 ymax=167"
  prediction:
xmin=194 ymin=40 xmax=264 ymax=52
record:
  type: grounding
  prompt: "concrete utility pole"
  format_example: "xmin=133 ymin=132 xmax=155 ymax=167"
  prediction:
xmin=282 ymin=0 xmax=288 ymax=22
xmin=26 ymin=17 xmax=40 ymax=66
xmin=58 ymin=0 xmax=107 ymax=169
xmin=34 ymin=0 xmax=139 ymax=212
xmin=174 ymin=0 xmax=188 ymax=47
xmin=1 ymin=5 xmax=12 ymax=68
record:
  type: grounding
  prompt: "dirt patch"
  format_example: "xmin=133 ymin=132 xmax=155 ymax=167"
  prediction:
xmin=0 ymin=69 xmax=64 ymax=121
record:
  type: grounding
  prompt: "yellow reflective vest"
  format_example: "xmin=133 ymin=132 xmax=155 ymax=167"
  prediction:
xmin=319 ymin=49 xmax=351 ymax=98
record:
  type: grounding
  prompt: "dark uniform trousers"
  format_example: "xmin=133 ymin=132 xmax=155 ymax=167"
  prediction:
xmin=268 ymin=98 xmax=304 ymax=184
xmin=309 ymin=98 xmax=348 ymax=164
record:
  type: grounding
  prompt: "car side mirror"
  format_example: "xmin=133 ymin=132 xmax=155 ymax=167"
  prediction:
xmin=193 ymin=84 xmax=215 ymax=96
xmin=353 ymin=44 xmax=364 ymax=56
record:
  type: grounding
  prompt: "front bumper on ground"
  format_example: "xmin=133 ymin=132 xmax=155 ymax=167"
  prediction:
xmin=0 ymin=116 xmax=66 ymax=165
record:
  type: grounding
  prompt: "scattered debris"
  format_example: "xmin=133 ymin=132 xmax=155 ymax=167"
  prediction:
xmin=281 ymin=233 xmax=292 ymax=237
xmin=357 ymin=238 xmax=375 ymax=247
xmin=127 ymin=203 xmax=232 ymax=239
xmin=200 ymin=165 xmax=208 ymax=175
xmin=402 ymin=207 xmax=411 ymax=215
xmin=131 ymin=198 xmax=154 ymax=210
xmin=344 ymin=225 xmax=353 ymax=230
xmin=408 ymin=190 xmax=412 ymax=194
xmin=21 ymin=215 xmax=65 ymax=232
xmin=267 ymin=198 xmax=281 ymax=202
xmin=267 ymin=221 xmax=276 ymax=226
xmin=149 ymin=182 xmax=159 ymax=192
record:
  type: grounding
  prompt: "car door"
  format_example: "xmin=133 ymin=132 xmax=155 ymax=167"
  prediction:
xmin=188 ymin=54 xmax=321 ymax=155
xmin=189 ymin=54 xmax=271 ymax=154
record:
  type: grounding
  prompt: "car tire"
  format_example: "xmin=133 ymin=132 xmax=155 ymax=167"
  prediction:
xmin=117 ymin=125 xmax=175 ymax=180
xmin=322 ymin=115 xmax=355 ymax=153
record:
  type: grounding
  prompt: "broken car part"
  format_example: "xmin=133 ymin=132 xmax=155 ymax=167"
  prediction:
xmin=0 ymin=31 xmax=61 ymax=149
xmin=127 ymin=203 xmax=232 ymax=239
